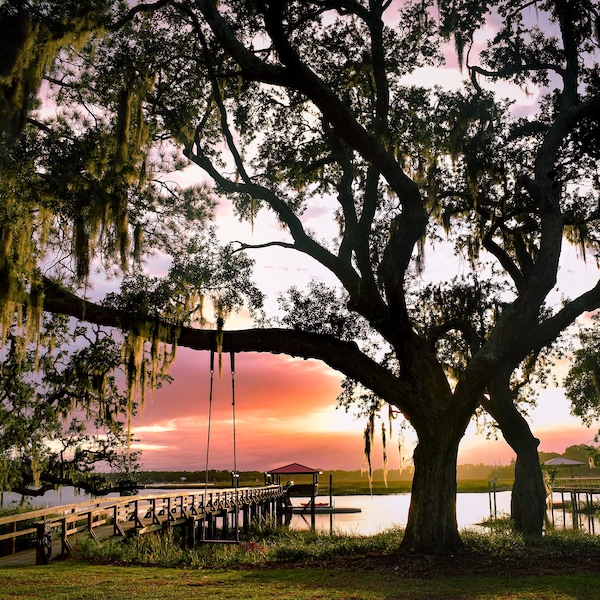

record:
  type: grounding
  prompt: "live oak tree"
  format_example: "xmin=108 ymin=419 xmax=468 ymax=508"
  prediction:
xmin=1 ymin=0 xmax=600 ymax=552
xmin=0 ymin=315 xmax=141 ymax=498
xmin=565 ymin=315 xmax=600 ymax=431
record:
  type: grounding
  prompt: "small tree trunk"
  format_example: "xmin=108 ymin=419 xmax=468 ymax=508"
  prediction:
xmin=401 ymin=434 xmax=463 ymax=553
xmin=487 ymin=373 xmax=546 ymax=536
xmin=510 ymin=438 xmax=546 ymax=535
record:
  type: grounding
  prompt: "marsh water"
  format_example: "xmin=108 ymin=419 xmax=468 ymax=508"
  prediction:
xmin=1 ymin=487 xmax=595 ymax=534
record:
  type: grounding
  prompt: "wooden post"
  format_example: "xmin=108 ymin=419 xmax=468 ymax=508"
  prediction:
xmin=36 ymin=522 xmax=52 ymax=565
xmin=329 ymin=473 xmax=333 ymax=535
xmin=571 ymin=492 xmax=579 ymax=529
xmin=207 ymin=513 xmax=216 ymax=539
xmin=222 ymin=511 xmax=229 ymax=539
xmin=186 ymin=517 xmax=196 ymax=547
xmin=87 ymin=511 xmax=98 ymax=541
xmin=310 ymin=473 xmax=316 ymax=532
xmin=243 ymin=504 xmax=250 ymax=533
xmin=61 ymin=517 xmax=70 ymax=556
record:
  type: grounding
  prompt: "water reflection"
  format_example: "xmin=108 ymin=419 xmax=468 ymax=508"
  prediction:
xmin=2 ymin=487 xmax=597 ymax=535
xmin=288 ymin=492 xmax=512 ymax=535
xmin=547 ymin=491 xmax=598 ymax=535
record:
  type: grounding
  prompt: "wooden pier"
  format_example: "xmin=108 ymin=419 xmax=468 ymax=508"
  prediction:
xmin=551 ymin=477 xmax=600 ymax=507
xmin=0 ymin=485 xmax=286 ymax=566
xmin=548 ymin=478 xmax=600 ymax=532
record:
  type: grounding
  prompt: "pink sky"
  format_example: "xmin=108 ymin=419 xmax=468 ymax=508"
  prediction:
xmin=126 ymin=6 xmax=598 ymax=474
xmin=130 ymin=347 xmax=596 ymax=473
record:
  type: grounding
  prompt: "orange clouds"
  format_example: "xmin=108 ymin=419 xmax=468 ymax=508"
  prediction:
xmin=131 ymin=346 xmax=598 ymax=473
xmin=131 ymin=348 xmax=359 ymax=471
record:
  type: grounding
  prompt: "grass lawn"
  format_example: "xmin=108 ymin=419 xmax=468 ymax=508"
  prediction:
xmin=319 ymin=479 xmax=513 ymax=495
xmin=1 ymin=560 xmax=599 ymax=600
xmin=2 ymin=516 xmax=599 ymax=599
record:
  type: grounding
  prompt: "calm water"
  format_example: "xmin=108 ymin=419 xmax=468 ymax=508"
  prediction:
xmin=288 ymin=492 xmax=510 ymax=534
xmin=1 ymin=487 xmax=594 ymax=534
xmin=1 ymin=486 xmax=510 ymax=533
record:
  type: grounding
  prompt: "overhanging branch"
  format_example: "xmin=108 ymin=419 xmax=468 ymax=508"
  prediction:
xmin=41 ymin=277 xmax=408 ymax=409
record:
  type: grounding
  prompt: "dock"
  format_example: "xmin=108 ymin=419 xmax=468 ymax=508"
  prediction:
xmin=0 ymin=485 xmax=286 ymax=566
xmin=548 ymin=478 xmax=600 ymax=532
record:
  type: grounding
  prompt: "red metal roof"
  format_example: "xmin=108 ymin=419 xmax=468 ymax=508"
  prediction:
xmin=266 ymin=463 xmax=321 ymax=475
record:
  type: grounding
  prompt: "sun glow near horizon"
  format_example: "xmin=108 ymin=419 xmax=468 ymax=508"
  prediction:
xmin=120 ymin=4 xmax=600 ymax=475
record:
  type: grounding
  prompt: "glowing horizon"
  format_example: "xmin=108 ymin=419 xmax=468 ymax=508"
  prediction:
xmin=130 ymin=347 xmax=596 ymax=473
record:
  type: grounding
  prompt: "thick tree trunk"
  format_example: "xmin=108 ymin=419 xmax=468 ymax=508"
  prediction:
xmin=401 ymin=434 xmax=463 ymax=553
xmin=487 ymin=373 xmax=546 ymax=536
xmin=510 ymin=435 xmax=547 ymax=535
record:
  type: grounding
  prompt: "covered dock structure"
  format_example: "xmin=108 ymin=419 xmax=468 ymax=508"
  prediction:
xmin=266 ymin=463 xmax=322 ymax=530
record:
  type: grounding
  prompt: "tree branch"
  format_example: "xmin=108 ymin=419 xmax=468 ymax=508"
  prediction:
xmin=524 ymin=280 xmax=600 ymax=357
xmin=109 ymin=0 xmax=175 ymax=31
xmin=197 ymin=0 xmax=426 ymax=233
xmin=41 ymin=277 xmax=410 ymax=411
xmin=185 ymin=136 xmax=363 ymax=295
xmin=482 ymin=229 xmax=526 ymax=292
xmin=235 ymin=240 xmax=296 ymax=252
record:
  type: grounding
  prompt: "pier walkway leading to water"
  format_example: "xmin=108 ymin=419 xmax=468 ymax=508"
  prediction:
xmin=0 ymin=485 xmax=286 ymax=566
xmin=549 ymin=478 xmax=600 ymax=533
xmin=551 ymin=477 xmax=600 ymax=508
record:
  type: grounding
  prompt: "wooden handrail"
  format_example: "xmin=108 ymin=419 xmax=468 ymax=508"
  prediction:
xmin=552 ymin=478 xmax=600 ymax=490
xmin=0 ymin=485 xmax=285 ymax=559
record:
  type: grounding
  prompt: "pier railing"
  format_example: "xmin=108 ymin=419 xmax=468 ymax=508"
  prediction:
xmin=0 ymin=485 xmax=285 ymax=562
xmin=552 ymin=478 xmax=600 ymax=491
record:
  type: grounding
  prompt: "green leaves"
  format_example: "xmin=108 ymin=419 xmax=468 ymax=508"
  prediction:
xmin=277 ymin=281 xmax=374 ymax=349
xmin=104 ymin=229 xmax=263 ymax=326
xmin=565 ymin=318 xmax=600 ymax=428
xmin=0 ymin=314 xmax=137 ymax=494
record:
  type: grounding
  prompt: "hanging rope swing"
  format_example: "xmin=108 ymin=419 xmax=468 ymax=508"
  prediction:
xmin=202 ymin=342 xmax=240 ymax=543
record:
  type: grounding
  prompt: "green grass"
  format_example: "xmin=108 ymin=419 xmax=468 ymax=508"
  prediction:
xmin=313 ymin=478 xmax=513 ymax=495
xmin=69 ymin=522 xmax=600 ymax=569
xmin=71 ymin=523 xmax=409 ymax=568
xmin=2 ymin=523 xmax=599 ymax=599
xmin=0 ymin=559 xmax=598 ymax=599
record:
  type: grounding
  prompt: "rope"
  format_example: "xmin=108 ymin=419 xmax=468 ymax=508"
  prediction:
xmin=230 ymin=351 xmax=238 ymax=481
xmin=204 ymin=348 xmax=215 ymax=495
xmin=202 ymin=346 xmax=240 ymax=542
xmin=230 ymin=351 xmax=240 ymax=542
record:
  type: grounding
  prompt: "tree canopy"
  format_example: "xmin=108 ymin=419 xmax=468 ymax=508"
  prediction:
xmin=1 ymin=0 xmax=599 ymax=553
xmin=565 ymin=315 xmax=600 ymax=429
xmin=0 ymin=315 xmax=141 ymax=498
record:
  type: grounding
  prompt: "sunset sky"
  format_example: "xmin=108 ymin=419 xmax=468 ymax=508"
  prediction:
xmin=131 ymin=347 xmax=598 ymax=473
xmin=127 ymin=182 xmax=600 ymax=474
xmin=121 ymin=5 xmax=600 ymax=474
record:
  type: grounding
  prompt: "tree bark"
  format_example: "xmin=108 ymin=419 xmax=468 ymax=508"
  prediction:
xmin=402 ymin=431 xmax=464 ymax=553
xmin=510 ymin=436 xmax=546 ymax=535
xmin=487 ymin=374 xmax=546 ymax=536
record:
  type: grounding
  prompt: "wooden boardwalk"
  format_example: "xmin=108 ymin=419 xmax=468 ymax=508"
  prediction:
xmin=552 ymin=477 xmax=600 ymax=492
xmin=550 ymin=479 xmax=600 ymax=510
xmin=0 ymin=485 xmax=286 ymax=567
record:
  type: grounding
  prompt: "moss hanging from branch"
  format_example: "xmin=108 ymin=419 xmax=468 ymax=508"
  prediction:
xmin=0 ymin=10 xmax=102 ymax=146
xmin=363 ymin=410 xmax=375 ymax=494
xmin=68 ymin=74 xmax=153 ymax=281
xmin=381 ymin=421 xmax=388 ymax=487
xmin=122 ymin=319 xmax=177 ymax=413
xmin=0 ymin=6 xmax=111 ymax=354
xmin=0 ymin=193 xmax=48 ymax=355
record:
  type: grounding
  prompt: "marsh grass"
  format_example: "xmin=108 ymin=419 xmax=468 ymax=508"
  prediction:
xmin=319 ymin=478 xmax=511 ymax=495
xmin=74 ymin=522 xmax=407 ymax=568
xmin=73 ymin=518 xmax=600 ymax=571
